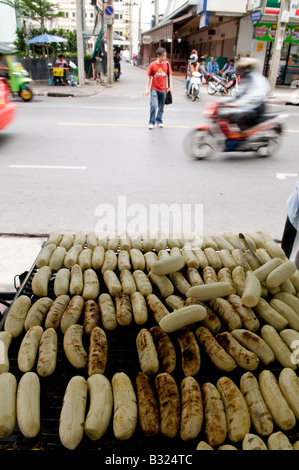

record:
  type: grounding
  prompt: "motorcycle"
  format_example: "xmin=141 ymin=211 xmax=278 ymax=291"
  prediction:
xmin=186 ymin=71 xmax=204 ymax=101
xmin=3 ymin=54 xmax=33 ymax=101
xmin=114 ymin=65 xmax=120 ymax=81
xmin=207 ymin=72 xmax=239 ymax=97
xmin=185 ymin=101 xmax=288 ymax=159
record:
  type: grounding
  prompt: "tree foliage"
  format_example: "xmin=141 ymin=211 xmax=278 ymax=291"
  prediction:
xmin=13 ymin=27 xmax=77 ymax=57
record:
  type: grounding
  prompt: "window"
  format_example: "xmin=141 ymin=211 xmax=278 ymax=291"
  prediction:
xmin=65 ymin=11 xmax=68 ymax=17
xmin=72 ymin=12 xmax=75 ymax=17
xmin=90 ymin=12 xmax=93 ymax=18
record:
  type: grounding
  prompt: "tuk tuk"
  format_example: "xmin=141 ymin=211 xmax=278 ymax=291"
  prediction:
xmin=0 ymin=43 xmax=33 ymax=101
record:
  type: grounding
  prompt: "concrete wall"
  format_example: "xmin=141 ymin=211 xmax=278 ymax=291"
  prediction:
xmin=0 ymin=4 xmax=17 ymax=43
xmin=19 ymin=58 xmax=94 ymax=80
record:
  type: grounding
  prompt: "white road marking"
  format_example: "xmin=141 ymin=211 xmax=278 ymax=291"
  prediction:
xmin=82 ymin=106 xmax=148 ymax=111
xmin=57 ymin=122 xmax=190 ymax=128
xmin=81 ymin=106 xmax=180 ymax=112
xmin=276 ymin=173 xmax=297 ymax=179
xmin=9 ymin=164 xmax=87 ymax=170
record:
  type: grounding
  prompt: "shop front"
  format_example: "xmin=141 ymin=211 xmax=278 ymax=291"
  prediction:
xmin=255 ymin=22 xmax=299 ymax=84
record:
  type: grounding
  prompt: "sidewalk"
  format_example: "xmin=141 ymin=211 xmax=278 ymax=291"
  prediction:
xmin=30 ymin=63 xmax=298 ymax=105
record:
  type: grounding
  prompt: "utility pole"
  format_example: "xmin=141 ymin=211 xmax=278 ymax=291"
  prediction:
xmin=106 ymin=0 xmax=114 ymax=85
xmin=155 ymin=0 xmax=159 ymax=25
xmin=76 ymin=0 xmax=85 ymax=86
xmin=268 ymin=0 xmax=291 ymax=91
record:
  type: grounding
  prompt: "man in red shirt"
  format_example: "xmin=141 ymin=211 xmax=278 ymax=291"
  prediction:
xmin=146 ymin=47 xmax=172 ymax=129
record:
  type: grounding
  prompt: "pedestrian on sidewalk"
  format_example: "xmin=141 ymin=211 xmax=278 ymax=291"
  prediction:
xmin=100 ymin=32 xmax=107 ymax=75
xmin=145 ymin=47 xmax=173 ymax=130
xmin=207 ymin=56 xmax=220 ymax=75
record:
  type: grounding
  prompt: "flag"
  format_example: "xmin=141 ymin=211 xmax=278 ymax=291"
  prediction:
xmin=91 ymin=28 xmax=102 ymax=62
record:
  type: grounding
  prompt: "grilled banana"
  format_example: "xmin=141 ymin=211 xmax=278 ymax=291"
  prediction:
xmin=231 ymin=329 xmax=275 ymax=365
xmin=278 ymin=367 xmax=299 ymax=419
xmin=155 ymin=372 xmax=180 ymax=438
xmin=240 ymin=371 xmax=273 ymax=436
xmin=216 ymin=331 xmax=259 ymax=371
xmin=63 ymin=324 xmax=88 ymax=369
xmin=261 ymin=325 xmax=296 ymax=369
xmin=180 ymin=376 xmax=203 ymax=441
xmin=177 ymin=327 xmax=201 ymax=376
xmin=196 ymin=327 xmax=237 ymax=372
xmin=201 ymin=382 xmax=227 ymax=447
xmin=259 ymin=369 xmax=296 ymax=431
xmin=136 ymin=328 xmax=159 ymax=375
xmin=149 ymin=325 xmax=176 ymax=374
xmin=216 ymin=376 xmax=251 ymax=443
xmin=135 ymin=372 xmax=159 ymax=437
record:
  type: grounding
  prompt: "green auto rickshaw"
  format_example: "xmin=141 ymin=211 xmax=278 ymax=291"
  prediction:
xmin=0 ymin=44 xmax=33 ymax=101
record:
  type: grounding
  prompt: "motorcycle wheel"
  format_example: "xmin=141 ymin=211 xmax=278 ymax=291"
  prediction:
xmin=185 ymin=129 xmax=215 ymax=159
xmin=191 ymin=88 xmax=197 ymax=101
xmin=207 ymin=82 xmax=217 ymax=95
xmin=256 ymin=128 xmax=281 ymax=157
xmin=19 ymin=85 xmax=33 ymax=102
xmin=229 ymin=87 xmax=238 ymax=98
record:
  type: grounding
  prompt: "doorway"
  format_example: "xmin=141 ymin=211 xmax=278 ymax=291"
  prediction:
xmin=264 ymin=41 xmax=299 ymax=85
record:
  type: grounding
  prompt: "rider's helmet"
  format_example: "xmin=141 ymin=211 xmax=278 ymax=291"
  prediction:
xmin=236 ymin=57 xmax=259 ymax=76
xmin=189 ymin=54 xmax=198 ymax=63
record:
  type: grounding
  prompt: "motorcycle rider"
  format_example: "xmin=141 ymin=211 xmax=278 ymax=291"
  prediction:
xmin=186 ymin=54 xmax=200 ymax=97
xmin=219 ymin=57 xmax=271 ymax=150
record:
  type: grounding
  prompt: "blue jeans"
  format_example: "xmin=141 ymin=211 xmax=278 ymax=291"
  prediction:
xmin=185 ymin=76 xmax=190 ymax=92
xmin=149 ymin=89 xmax=166 ymax=125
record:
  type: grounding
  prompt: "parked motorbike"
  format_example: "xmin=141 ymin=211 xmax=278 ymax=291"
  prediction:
xmin=4 ymin=54 xmax=33 ymax=101
xmin=114 ymin=65 xmax=120 ymax=81
xmin=207 ymin=72 xmax=239 ymax=97
xmin=185 ymin=101 xmax=288 ymax=159
xmin=186 ymin=71 xmax=204 ymax=101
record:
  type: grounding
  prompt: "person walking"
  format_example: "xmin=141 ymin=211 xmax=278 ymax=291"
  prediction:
xmin=281 ymin=178 xmax=299 ymax=264
xmin=100 ymin=32 xmax=107 ymax=75
xmin=207 ymin=56 xmax=220 ymax=75
xmin=145 ymin=47 xmax=173 ymax=130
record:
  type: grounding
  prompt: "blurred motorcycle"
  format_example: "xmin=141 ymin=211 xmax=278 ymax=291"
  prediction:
xmin=185 ymin=101 xmax=288 ymax=159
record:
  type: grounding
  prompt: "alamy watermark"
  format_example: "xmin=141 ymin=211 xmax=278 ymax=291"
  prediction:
xmin=94 ymin=196 xmax=203 ymax=241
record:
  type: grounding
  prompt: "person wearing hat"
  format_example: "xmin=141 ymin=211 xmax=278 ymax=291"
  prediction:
xmin=185 ymin=54 xmax=200 ymax=97
xmin=218 ymin=57 xmax=271 ymax=150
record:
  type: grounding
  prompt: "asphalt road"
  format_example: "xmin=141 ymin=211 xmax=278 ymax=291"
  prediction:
xmin=1 ymin=62 xmax=299 ymax=241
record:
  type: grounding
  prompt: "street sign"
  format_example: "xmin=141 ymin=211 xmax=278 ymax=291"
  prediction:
xmin=104 ymin=5 xmax=114 ymax=17
xmin=250 ymin=9 xmax=263 ymax=24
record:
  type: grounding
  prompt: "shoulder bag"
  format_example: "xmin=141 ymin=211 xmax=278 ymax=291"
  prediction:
xmin=165 ymin=62 xmax=172 ymax=105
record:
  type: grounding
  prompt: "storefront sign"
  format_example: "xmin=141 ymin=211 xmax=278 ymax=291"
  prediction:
xmin=250 ymin=9 xmax=263 ymax=24
xmin=290 ymin=1 xmax=299 ymax=17
xmin=199 ymin=11 xmax=210 ymax=28
xmin=196 ymin=0 xmax=207 ymax=15
xmin=255 ymin=22 xmax=299 ymax=43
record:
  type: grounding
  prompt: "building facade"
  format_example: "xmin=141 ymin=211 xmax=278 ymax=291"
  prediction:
xmin=140 ymin=0 xmax=299 ymax=84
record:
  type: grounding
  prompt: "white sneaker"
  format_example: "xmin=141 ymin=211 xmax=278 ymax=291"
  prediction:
xmin=148 ymin=124 xmax=154 ymax=129
xmin=158 ymin=123 xmax=163 ymax=128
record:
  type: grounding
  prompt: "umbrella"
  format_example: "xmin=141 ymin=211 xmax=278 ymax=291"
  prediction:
xmin=27 ymin=33 xmax=68 ymax=45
